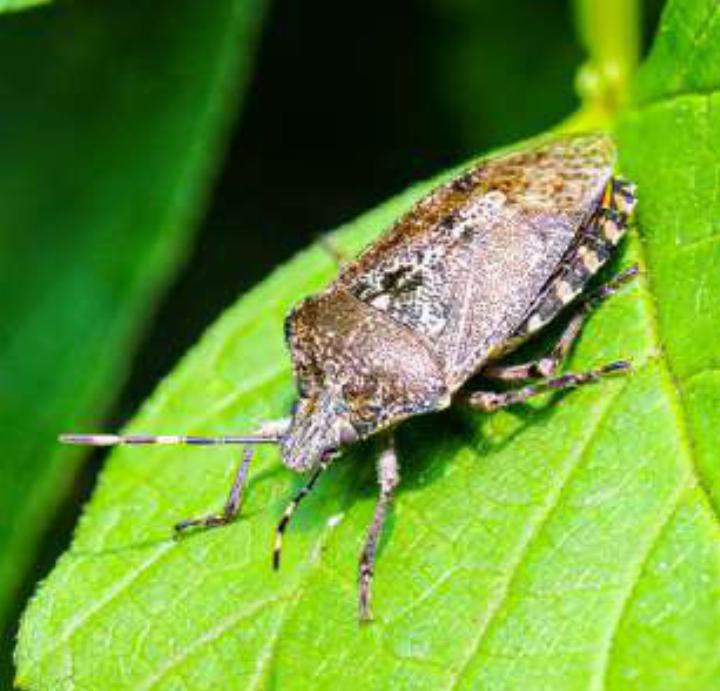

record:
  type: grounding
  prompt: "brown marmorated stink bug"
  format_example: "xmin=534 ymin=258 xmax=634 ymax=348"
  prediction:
xmin=62 ymin=133 xmax=638 ymax=621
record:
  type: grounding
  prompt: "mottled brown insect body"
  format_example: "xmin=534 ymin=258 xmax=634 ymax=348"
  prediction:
xmin=284 ymin=134 xmax=635 ymax=469
xmin=63 ymin=133 xmax=638 ymax=621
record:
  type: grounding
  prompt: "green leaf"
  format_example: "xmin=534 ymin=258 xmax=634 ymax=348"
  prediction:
xmin=608 ymin=0 xmax=720 ymax=685
xmin=0 ymin=0 xmax=265 ymax=668
xmin=15 ymin=0 xmax=720 ymax=688
xmin=0 ymin=0 xmax=48 ymax=15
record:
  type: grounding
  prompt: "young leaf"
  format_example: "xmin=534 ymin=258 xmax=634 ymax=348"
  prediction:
xmin=0 ymin=0 xmax=266 ymax=665
xmin=15 ymin=0 xmax=720 ymax=688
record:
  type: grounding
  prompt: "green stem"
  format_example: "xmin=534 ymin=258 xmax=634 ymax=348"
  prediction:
xmin=562 ymin=0 xmax=641 ymax=131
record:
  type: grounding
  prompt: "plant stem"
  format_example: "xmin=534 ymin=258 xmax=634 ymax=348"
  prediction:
xmin=562 ymin=0 xmax=641 ymax=131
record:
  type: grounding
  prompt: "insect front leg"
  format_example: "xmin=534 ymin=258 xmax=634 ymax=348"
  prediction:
xmin=462 ymin=360 xmax=631 ymax=412
xmin=359 ymin=435 xmax=399 ymax=622
xmin=173 ymin=417 xmax=290 ymax=535
xmin=175 ymin=447 xmax=254 ymax=534
xmin=483 ymin=264 xmax=639 ymax=383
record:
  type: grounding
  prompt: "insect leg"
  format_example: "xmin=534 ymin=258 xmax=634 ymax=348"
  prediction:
xmin=358 ymin=435 xmax=399 ymax=622
xmin=463 ymin=360 xmax=631 ymax=412
xmin=60 ymin=419 xmax=290 ymax=536
xmin=272 ymin=460 xmax=330 ymax=570
xmin=318 ymin=234 xmax=346 ymax=268
xmin=174 ymin=447 xmax=254 ymax=534
xmin=483 ymin=265 xmax=639 ymax=382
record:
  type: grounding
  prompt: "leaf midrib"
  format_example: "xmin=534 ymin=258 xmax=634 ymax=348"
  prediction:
xmin=593 ymin=199 xmax=720 ymax=686
xmin=446 ymin=215 xmax=714 ymax=688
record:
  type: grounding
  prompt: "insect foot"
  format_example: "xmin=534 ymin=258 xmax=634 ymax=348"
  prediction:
xmin=173 ymin=447 xmax=255 ymax=536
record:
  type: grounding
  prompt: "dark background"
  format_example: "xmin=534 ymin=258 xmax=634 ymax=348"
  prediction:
xmin=121 ymin=0 xmax=586 ymax=411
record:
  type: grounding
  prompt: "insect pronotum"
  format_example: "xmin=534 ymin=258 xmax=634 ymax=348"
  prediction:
xmin=62 ymin=133 xmax=638 ymax=621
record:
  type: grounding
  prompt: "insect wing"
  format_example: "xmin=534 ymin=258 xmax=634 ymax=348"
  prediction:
xmin=340 ymin=134 xmax=616 ymax=389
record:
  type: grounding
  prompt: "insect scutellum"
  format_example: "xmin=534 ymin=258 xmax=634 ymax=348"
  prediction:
xmin=60 ymin=133 xmax=639 ymax=622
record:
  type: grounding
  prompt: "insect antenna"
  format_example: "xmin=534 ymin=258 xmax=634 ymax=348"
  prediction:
xmin=273 ymin=458 xmax=331 ymax=570
xmin=59 ymin=433 xmax=282 ymax=447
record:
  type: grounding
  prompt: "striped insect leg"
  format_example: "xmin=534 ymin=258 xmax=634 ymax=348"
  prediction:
xmin=463 ymin=360 xmax=631 ymax=412
xmin=175 ymin=447 xmax=255 ymax=534
xmin=483 ymin=264 xmax=639 ymax=382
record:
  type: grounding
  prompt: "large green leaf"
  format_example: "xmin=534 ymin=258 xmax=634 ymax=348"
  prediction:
xmin=15 ymin=0 xmax=720 ymax=688
xmin=0 ymin=0 xmax=265 ymax=672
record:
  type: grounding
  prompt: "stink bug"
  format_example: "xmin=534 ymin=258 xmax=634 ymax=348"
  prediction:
xmin=62 ymin=133 xmax=638 ymax=621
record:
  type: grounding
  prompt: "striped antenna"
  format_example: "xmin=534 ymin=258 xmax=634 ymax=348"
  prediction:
xmin=273 ymin=460 xmax=330 ymax=570
xmin=59 ymin=433 xmax=281 ymax=447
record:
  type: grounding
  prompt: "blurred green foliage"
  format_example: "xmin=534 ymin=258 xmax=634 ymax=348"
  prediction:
xmin=424 ymin=0 xmax=583 ymax=148
xmin=0 ymin=0 xmax=46 ymax=13
xmin=0 ymin=0 xmax=266 ymax=680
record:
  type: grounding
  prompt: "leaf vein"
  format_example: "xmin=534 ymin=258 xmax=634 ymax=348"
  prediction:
xmin=135 ymin=596 xmax=289 ymax=690
xmin=634 ymin=216 xmax=720 ymax=523
xmin=593 ymin=186 xmax=720 ymax=682
xmin=632 ymin=86 xmax=720 ymax=113
xmin=446 ymin=375 xmax=632 ymax=690
xmin=594 ymin=487 xmax=685 ymax=689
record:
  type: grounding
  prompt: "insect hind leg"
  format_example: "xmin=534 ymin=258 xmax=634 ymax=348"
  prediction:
xmin=462 ymin=360 xmax=631 ymax=412
xmin=483 ymin=264 xmax=638 ymax=382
